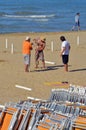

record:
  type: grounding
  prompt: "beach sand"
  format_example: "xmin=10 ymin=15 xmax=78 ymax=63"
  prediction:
xmin=0 ymin=31 xmax=86 ymax=105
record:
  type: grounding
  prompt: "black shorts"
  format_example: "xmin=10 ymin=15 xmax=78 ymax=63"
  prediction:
xmin=35 ymin=50 xmax=44 ymax=62
xmin=62 ymin=55 xmax=69 ymax=64
xmin=75 ymin=21 xmax=80 ymax=27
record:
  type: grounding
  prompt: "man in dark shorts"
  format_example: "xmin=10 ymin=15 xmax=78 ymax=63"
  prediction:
xmin=60 ymin=36 xmax=71 ymax=72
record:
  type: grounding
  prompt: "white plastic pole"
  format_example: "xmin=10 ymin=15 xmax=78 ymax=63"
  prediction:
xmin=6 ymin=38 xmax=8 ymax=49
xmin=51 ymin=41 xmax=54 ymax=52
xmin=15 ymin=84 xmax=32 ymax=91
xmin=45 ymin=61 xmax=55 ymax=65
xmin=77 ymin=36 xmax=79 ymax=45
xmin=11 ymin=43 xmax=14 ymax=54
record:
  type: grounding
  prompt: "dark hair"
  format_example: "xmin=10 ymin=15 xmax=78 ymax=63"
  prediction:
xmin=60 ymin=36 xmax=66 ymax=41
xmin=76 ymin=13 xmax=80 ymax=15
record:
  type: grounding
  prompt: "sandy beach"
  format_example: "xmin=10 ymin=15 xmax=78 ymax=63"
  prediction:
xmin=0 ymin=31 xmax=86 ymax=105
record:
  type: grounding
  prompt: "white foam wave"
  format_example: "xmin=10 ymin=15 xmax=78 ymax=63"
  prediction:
xmin=34 ymin=19 xmax=49 ymax=22
xmin=4 ymin=14 xmax=55 ymax=19
xmin=29 ymin=14 xmax=55 ymax=18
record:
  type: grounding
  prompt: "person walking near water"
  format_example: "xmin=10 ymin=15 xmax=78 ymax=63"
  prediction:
xmin=72 ymin=13 xmax=80 ymax=31
xmin=22 ymin=36 xmax=33 ymax=72
xmin=60 ymin=36 xmax=71 ymax=72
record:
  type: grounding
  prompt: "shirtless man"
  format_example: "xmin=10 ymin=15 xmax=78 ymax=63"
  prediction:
xmin=34 ymin=37 xmax=46 ymax=68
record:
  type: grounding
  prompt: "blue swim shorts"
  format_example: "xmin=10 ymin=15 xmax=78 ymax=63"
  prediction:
xmin=23 ymin=54 xmax=31 ymax=65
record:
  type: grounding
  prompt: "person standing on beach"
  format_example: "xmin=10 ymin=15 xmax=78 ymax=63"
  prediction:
xmin=60 ymin=36 xmax=71 ymax=72
xmin=22 ymin=36 xmax=33 ymax=72
xmin=72 ymin=13 xmax=80 ymax=31
xmin=34 ymin=37 xmax=46 ymax=69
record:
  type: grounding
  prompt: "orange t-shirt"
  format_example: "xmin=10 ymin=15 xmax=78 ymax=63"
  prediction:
xmin=22 ymin=41 xmax=32 ymax=54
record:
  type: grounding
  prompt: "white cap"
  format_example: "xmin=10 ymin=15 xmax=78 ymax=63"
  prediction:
xmin=26 ymin=36 xmax=30 ymax=40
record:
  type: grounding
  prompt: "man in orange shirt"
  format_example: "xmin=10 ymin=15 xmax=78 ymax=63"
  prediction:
xmin=22 ymin=36 xmax=33 ymax=72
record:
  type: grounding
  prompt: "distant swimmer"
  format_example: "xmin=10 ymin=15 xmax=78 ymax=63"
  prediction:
xmin=72 ymin=13 xmax=80 ymax=31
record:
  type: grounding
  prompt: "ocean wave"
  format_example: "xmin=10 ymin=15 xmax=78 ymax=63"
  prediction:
xmin=0 ymin=12 xmax=6 ymax=16
xmin=3 ymin=14 xmax=56 ymax=19
xmin=34 ymin=19 xmax=49 ymax=22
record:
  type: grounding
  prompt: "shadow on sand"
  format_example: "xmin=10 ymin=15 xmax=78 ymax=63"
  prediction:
xmin=70 ymin=68 xmax=86 ymax=72
xmin=34 ymin=65 xmax=64 ymax=72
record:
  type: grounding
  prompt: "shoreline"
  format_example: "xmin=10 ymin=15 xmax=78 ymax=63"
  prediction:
xmin=0 ymin=30 xmax=86 ymax=35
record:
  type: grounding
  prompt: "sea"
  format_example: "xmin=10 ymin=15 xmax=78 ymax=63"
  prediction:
xmin=0 ymin=0 xmax=86 ymax=33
